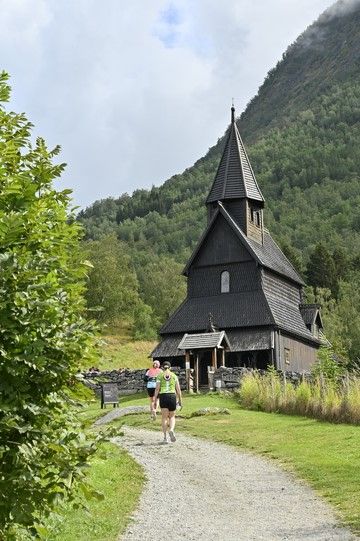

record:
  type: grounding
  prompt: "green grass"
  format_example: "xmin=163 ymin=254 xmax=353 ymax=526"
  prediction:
xmin=96 ymin=335 xmax=157 ymax=370
xmin=119 ymin=392 xmax=360 ymax=533
xmin=52 ymin=442 xmax=144 ymax=541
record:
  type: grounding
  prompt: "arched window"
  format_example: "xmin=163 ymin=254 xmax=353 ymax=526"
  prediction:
xmin=221 ymin=271 xmax=230 ymax=293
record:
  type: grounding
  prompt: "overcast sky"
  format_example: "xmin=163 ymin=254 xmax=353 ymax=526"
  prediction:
xmin=0 ymin=0 xmax=336 ymax=209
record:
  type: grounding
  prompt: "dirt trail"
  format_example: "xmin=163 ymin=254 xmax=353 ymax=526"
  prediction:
xmin=115 ymin=427 xmax=356 ymax=541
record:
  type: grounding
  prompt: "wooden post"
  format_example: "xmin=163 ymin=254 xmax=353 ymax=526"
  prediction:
xmin=195 ymin=354 xmax=199 ymax=393
xmin=185 ymin=351 xmax=191 ymax=392
xmin=221 ymin=348 xmax=225 ymax=367
xmin=212 ymin=348 xmax=217 ymax=370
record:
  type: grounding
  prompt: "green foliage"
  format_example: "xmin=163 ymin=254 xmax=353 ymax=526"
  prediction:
xmin=133 ymin=252 xmax=186 ymax=324
xmin=312 ymin=346 xmax=346 ymax=381
xmin=0 ymin=72 xmax=97 ymax=538
xmin=306 ymin=243 xmax=338 ymax=296
xmin=84 ymin=234 xmax=141 ymax=323
xmin=132 ymin=300 xmax=158 ymax=340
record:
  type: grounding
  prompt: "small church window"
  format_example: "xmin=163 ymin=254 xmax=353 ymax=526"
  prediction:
xmin=221 ymin=271 xmax=230 ymax=293
xmin=250 ymin=209 xmax=261 ymax=227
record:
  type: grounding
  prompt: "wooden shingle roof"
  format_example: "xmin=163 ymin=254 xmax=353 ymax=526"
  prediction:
xmin=300 ymin=304 xmax=323 ymax=328
xmin=160 ymin=290 xmax=274 ymax=334
xmin=206 ymin=107 xmax=264 ymax=205
xmin=178 ymin=331 xmax=231 ymax=350
xmin=183 ymin=203 xmax=304 ymax=286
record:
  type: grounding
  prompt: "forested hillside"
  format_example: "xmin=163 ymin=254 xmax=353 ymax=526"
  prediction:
xmin=79 ymin=1 xmax=360 ymax=362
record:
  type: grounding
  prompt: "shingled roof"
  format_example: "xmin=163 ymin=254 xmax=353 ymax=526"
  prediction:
xmin=152 ymin=328 xmax=273 ymax=358
xmin=206 ymin=107 xmax=264 ymax=205
xmin=178 ymin=331 xmax=231 ymax=350
xmin=183 ymin=203 xmax=304 ymax=286
xmin=300 ymin=304 xmax=323 ymax=328
xmin=161 ymin=290 xmax=274 ymax=334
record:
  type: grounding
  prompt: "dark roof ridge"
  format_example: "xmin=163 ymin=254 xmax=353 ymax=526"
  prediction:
xmin=260 ymin=227 xmax=304 ymax=285
xmin=233 ymin=121 xmax=264 ymax=201
xmin=182 ymin=206 xmax=220 ymax=275
xmin=219 ymin=203 xmax=304 ymax=285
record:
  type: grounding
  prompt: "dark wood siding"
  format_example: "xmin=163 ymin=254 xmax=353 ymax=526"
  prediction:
xmin=262 ymin=270 xmax=301 ymax=305
xmin=188 ymin=261 xmax=261 ymax=298
xmin=278 ymin=333 xmax=318 ymax=371
xmin=193 ymin=214 xmax=251 ymax=267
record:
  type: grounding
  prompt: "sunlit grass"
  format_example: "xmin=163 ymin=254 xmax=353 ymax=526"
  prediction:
xmin=52 ymin=443 xmax=144 ymax=541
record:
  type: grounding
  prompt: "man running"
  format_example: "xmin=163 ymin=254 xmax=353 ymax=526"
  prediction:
xmin=154 ymin=361 xmax=182 ymax=444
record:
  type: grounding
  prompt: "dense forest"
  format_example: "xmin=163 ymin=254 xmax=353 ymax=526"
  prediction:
xmin=79 ymin=2 xmax=360 ymax=363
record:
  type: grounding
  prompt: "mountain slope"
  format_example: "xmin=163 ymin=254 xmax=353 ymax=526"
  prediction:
xmin=79 ymin=0 xmax=360 ymax=265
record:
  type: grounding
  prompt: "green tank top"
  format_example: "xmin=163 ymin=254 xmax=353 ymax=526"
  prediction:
xmin=157 ymin=371 xmax=177 ymax=394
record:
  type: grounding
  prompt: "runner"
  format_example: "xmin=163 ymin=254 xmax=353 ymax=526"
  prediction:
xmin=154 ymin=361 xmax=182 ymax=443
xmin=144 ymin=360 xmax=162 ymax=420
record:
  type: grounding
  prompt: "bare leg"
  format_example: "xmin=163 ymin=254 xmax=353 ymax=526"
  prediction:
xmin=169 ymin=411 xmax=176 ymax=442
xmin=161 ymin=408 xmax=169 ymax=440
xmin=169 ymin=411 xmax=176 ymax=431
xmin=150 ymin=396 xmax=156 ymax=419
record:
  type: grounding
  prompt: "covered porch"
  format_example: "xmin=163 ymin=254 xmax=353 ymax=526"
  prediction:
xmin=177 ymin=331 xmax=231 ymax=392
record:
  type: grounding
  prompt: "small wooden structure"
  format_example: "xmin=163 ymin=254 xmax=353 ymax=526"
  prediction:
xmin=177 ymin=331 xmax=231 ymax=391
xmin=152 ymin=106 xmax=323 ymax=382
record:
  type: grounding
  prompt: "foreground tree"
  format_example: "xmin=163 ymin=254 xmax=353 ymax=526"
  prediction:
xmin=0 ymin=73 xmax=97 ymax=539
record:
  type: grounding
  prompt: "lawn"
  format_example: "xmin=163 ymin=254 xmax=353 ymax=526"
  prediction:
xmin=83 ymin=322 xmax=157 ymax=371
xmin=119 ymin=392 xmax=360 ymax=534
xmin=52 ymin=442 xmax=144 ymax=541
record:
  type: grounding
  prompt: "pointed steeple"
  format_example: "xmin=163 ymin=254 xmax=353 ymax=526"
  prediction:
xmin=206 ymin=107 xmax=264 ymax=205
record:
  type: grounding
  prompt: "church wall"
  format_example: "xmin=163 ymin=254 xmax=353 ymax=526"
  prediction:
xmin=194 ymin=214 xmax=252 ymax=267
xmin=188 ymin=261 xmax=261 ymax=297
xmin=277 ymin=332 xmax=318 ymax=372
xmin=262 ymin=270 xmax=301 ymax=305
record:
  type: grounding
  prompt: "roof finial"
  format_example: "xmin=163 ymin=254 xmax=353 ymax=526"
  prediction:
xmin=231 ymin=98 xmax=235 ymax=124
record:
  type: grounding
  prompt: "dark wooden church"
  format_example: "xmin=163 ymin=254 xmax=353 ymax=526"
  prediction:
xmin=152 ymin=107 xmax=322 ymax=386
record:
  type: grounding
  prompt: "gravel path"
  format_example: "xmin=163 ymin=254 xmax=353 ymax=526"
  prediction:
xmin=94 ymin=406 xmax=149 ymax=426
xmin=115 ymin=427 xmax=357 ymax=541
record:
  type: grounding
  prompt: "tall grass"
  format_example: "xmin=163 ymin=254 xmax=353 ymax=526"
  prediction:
xmin=236 ymin=368 xmax=360 ymax=424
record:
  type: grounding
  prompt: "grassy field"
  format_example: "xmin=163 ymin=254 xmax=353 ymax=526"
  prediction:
xmin=85 ymin=323 xmax=157 ymax=371
xmin=52 ymin=442 xmax=144 ymax=541
xmin=117 ymin=392 xmax=360 ymax=534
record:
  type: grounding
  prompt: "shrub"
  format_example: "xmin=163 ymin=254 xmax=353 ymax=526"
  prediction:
xmin=0 ymin=73 xmax=97 ymax=539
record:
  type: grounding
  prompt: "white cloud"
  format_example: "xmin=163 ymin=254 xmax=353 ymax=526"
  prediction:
xmin=0 ymin=0 xmax=336 ymax=208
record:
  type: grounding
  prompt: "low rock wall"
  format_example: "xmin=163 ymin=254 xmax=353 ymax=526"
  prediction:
xmin=213 ymin=367 xmax=309 ymax=390
xmin=80 ymin=366 xmax=187 ymax=396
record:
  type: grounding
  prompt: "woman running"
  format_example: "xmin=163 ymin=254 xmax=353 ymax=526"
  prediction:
xmin=154 ymin=361 xmax=182 ymax=443
xmin=144 ymin=360 xmax=162 ymax=419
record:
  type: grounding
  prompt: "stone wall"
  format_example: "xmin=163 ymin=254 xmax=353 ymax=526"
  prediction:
xmin=80 ymin=366 xmax=187 ymax=396
xmin=79 ymin=366 xmax=308 ymax=396
xmin=213 ymin=366 xmax=309 ymax=391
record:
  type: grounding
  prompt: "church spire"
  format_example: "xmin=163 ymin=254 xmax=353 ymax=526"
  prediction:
xmin=206 ymin=106 xmax=264 ymax=205
xmin=206 ymin=107 xmax=265 ymax=243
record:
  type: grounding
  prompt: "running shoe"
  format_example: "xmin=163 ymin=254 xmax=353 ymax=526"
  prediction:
xmin=169 ymin=430 xmax=176 ymax=442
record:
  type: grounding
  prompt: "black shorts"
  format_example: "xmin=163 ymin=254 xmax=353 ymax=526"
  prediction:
xmin=159 ymin=393 xmax=176 ymax=412
xmin=147 ymin=388 xmax=156 ymax=398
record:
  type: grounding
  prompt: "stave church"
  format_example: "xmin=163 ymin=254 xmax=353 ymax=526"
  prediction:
xmin=152 ymin=107 xmax=323 ymax=387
